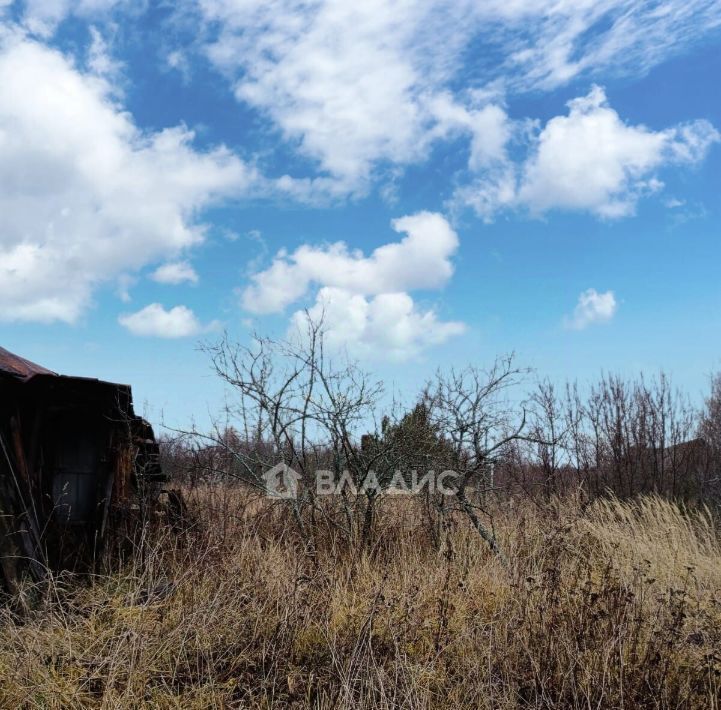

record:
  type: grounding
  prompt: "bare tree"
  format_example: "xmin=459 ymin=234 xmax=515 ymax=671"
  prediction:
xmin=698 ymin=371 xmax=721 ymax=498
xmin=184 ymin=318 xmax=386 ymax=546
xmin=425 ymin=356 xmax=531 ymax=561
xmin=173 ymin=319 xmax=718 ymax=563
xmin=700 ymin=372 xmax=721 ymax=452
xmin=510 ymin=379 xmax=572 ymax=498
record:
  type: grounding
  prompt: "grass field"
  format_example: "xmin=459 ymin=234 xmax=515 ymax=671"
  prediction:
xmin=1 ymin=489 xmax=720 ymax=708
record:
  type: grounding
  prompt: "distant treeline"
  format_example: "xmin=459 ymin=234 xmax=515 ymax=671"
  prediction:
xmin=160 ymin=344 xmax=721 ymax=506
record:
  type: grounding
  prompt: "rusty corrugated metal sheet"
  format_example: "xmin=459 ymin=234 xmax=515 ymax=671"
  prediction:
xmin=0 ymin=346 xmax=57 ymax=381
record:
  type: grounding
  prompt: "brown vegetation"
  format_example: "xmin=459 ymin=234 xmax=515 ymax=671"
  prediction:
xmin=1 ymin=488 xmax=720 ymax=708
xmin=3 ymin=331 xmax=721 ymax=708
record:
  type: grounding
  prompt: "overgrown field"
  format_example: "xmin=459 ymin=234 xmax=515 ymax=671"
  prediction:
xmin=1 ymin=489 xmax=720 ymax=708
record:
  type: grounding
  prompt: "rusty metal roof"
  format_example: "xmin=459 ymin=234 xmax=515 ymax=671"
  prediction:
xmin=0 ymin=347 xmax=57 ymax=381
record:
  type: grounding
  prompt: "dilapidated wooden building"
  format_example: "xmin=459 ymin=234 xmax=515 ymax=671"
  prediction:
xmin=0 ymin=347 xmax=164 ymax=592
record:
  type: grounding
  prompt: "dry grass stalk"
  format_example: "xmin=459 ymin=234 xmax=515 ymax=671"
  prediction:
xmin=1 ymin=487 xmax=719 ymax=709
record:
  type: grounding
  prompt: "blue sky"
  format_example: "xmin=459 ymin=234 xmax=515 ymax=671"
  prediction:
xmin=1 ymin=0 xmax=720 ymax=429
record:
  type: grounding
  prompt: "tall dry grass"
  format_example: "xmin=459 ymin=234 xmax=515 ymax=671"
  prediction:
xmin=1 ymin=489 xmax=720 ymax=708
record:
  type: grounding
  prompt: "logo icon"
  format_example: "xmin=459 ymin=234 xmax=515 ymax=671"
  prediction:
xmin=262 ymin=462 xmax=302 ymax=499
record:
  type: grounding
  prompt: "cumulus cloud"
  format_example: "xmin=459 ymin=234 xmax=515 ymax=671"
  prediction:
xmin=457 ymin=86 xmax=719 ymax=220
xmin=243 ymin=212 xmax=464 ymax=359
xmin=242 ymin=211 xmax=459 ymax=314
xmin=565 ymin=289 xmax=618 ymax=330
xmin=291 ymin=288 xmax=466 ymax=362
xmin=0 ymin=32 xmax=254 ymax=323
xmin=517 ymin=87 xmax=718 ymax=218
xmin=9 ymin=2 xmax=719 ymax=210
xmin=195 ymin=0 xmax=721 ymax=195
xmin=152 ymin=261 xmax=199 ymax=285
xmin=118 ymin=303 xmax=212 ymax=338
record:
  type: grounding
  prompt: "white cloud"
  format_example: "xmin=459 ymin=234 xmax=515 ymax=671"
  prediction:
xmin=518 ymin=87 xmax=718 ymax=218
xmin=458 ymin=86 xmax=719 ymax=220
xmin=9 ymin=2 xmax=718 ymax=210
xmin=500 ymin=0 xmax=721 ymax=91
xmin=19 ymin=0 xmax=127 ymax=36
xmin=467 ymin=104 xmax=513 ymax=172
xmin=86 ymin=25 xmax=123 ymax=80
xmin=565 ymin=289 xmax=618 ymax=330
xmin=451 ymin=166 xmax=518 ymax=223
xmin=243 ymin=211 xmax=464 ymax=358
xmin=152 ymin=261 xmax=199 ymax=285
xmin=118 ymin=303 xmax=211 ymax=338
xmin=196 ymin=0 xmax=721 ymax=195
xmin=242 ymin=211 xmax=459 ymax=314
xmin=291 ymin=288 xmax=466 ymax=362
xmin=198 ymin=0 xmax=509 ymax=193
xmin=0 ymin=31 xmax=255 ymax=323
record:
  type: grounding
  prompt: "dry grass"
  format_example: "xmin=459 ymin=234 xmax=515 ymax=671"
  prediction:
xmin=1 ymin=489 xmax=720 ymax=709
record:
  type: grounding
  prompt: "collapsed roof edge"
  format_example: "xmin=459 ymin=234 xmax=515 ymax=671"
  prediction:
xmin=0 ymin=346 xmax=57 ymax=381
